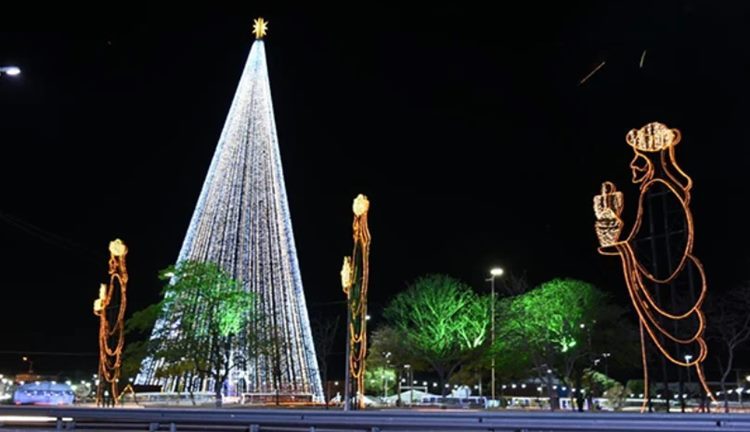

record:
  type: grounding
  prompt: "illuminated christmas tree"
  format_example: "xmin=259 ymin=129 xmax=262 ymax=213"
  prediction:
xmin=137 ymin=18 xmax=323 ymax=401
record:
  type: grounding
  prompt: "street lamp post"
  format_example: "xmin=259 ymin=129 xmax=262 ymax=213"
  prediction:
xmin=404 ymin=364 xmax=411 ymax=406
xmin=22 ymin=356 xmax=33 ymax=374
xmin=488 ymin=267 xmax=504 ymax=404
xmin=676 ymin=353 xmax=692 ymax=413
xmin=382 ymin=351 xmax=392 ymax=400
xmin=397 ymin=371 xmax=403 ymax=407
xmin=684 ymin=354 xmax=693 ymax=393
xmin=602 ymin=352 xmax=611 ymax=378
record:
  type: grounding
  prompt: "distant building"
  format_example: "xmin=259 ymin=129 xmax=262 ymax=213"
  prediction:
xmin=14 ymin=373 xmax=56 ymax=383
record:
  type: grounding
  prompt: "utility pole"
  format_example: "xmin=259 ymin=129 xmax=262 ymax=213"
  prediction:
xmin=487 ymin=267 xmax=504 ymax=403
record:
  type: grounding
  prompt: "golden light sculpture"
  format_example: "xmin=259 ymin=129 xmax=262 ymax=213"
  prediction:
xmin=341 ymin=257 xmax=353 ymax=290
xmin=253 ymin=17 xmax=268 ymax=39
xmin=341 ymin=194 xmax=371 ymax=410
xmin=594 ymin=122 xmax=712 ymax=412
xmin=93 ymin=239 xmax=128 ymax=406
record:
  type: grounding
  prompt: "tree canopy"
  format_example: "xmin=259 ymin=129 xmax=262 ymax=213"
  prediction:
xmin=495 ymin=278 xmax=636 ymax=409
xmin=383 ymin=274 xmax=490 ymax=394
xmin=127 ymin=260 xmax=255 ymax=406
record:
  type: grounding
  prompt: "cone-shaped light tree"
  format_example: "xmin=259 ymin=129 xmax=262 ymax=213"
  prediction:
xmin=136 ymin=18 xmax=323 ymax=401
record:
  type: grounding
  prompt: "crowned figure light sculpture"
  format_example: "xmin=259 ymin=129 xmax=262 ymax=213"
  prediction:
xmin=594 ymin=122 xmax=712 ymax=412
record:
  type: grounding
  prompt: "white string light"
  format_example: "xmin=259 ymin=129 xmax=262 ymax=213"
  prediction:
xmin=136 ymin=34 xmax=322 ymax=402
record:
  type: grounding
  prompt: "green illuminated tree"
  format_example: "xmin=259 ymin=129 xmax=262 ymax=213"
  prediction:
xmin=584 ymin=369 xmax=625 ymax=410
xmin=383 ymin=274 xmax=490 ymax=395
xmin=364 ymin=366 xmax=397 ymax=397
xmin=367 ymin=326 xmax=426 ymax=370
xmin=496 ymin=278 xmax=635 ymax=410
xmin=127 ymin=260 xmax=255 ymax=407
xmin=367 ymin=325 xmax=427 ymax=405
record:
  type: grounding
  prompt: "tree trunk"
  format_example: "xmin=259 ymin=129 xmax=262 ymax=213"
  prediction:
xmin=564 ymin=378 xmax=574 ymax=411
xmin=575 ymin=374 xmax=585 ymax=412
xmin=189 ymin=385 xmax=196 ymax=406
xmin=186 ymin=371 xmax=196 ymax=406
xmin=214 ymin=377 xmax=223 ymax=408
xmin=174 ymin=375 xmax=182 ymax=405
xmin=546 ymin=376 xmax=556 ymax=411
xmin=678 ymin=369 xmax=686 ymax=413
xmin=562 ymin=367 xmax=578 ymax=412
xmin=432 ymin=363 xmax=449 ymax=397
xmin=720 ymin=349 xmax=735 ymax=414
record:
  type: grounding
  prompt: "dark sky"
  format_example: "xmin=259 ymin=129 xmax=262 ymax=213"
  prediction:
xmin=1 ymin=3 xmax=749 ymax=376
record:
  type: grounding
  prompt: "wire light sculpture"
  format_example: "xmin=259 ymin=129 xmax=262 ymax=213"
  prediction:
xmin=594 ymin=122 xmax=713 ymax=412
xmin=93 ymin=239 xmax=128 ymax=406
xmin=341 ymin=194 xmax=371 ymax=410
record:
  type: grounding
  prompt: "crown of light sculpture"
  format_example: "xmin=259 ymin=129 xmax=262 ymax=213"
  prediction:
xmin=626 ymin=121 xmax=681 ymax=152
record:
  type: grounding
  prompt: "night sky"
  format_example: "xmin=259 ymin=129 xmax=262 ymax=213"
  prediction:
xmin=1 ymin=4 xmax=749 ymax=377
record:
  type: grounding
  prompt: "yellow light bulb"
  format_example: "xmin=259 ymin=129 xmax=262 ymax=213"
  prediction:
xmin=109 ymin=239 xmax=127 ymax=257
xmin=340 ymin=256 xmax=352 ymax=290
xmin=352 ymin=194 xmax=369 ymax=216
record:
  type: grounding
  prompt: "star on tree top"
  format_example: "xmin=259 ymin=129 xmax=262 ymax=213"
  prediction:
xmin=253 ymin=17 xmax=268 ymax=39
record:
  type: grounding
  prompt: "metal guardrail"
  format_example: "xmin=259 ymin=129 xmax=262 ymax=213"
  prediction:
xmin=2 ymin=406 xmax=750 ymax=431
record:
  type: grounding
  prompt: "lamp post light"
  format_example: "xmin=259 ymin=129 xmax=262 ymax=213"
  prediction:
xmin=22 ymin=356 xmax=33 ymax=374
xmin=0 ymin=66 xmax=21 ymax=77
xmin=602 ymin=352 xmax=611 ymax=377
xmin=684 ymin=354 xmax=693 ymax=394
xmin=674 ymin=353 xmax=692 ymax=413
xmin=382 ymin=352 xmax=392 ymax=399
xmin=487 ymin=267 xmax=504 ymax=403
xmin=404 ymin=364 xmax=412 ymax=406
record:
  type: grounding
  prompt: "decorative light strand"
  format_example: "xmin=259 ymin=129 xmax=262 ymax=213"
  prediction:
xmin=594 ymin=122 xmax=714 ymax=412
xmin=93 ymin=239 xmax=128 ymax=406
xmin=341 ymin=194 xmax=371 ymax=409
